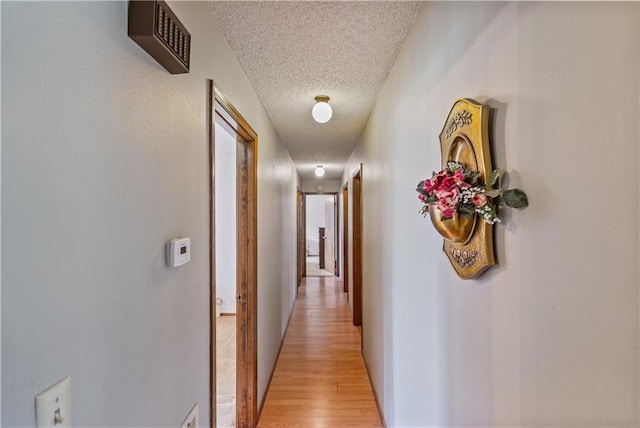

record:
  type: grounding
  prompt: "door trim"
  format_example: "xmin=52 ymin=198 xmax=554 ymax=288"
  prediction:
xmin=209 ymin=80 xmax=258 ymax=428
xmin=304 ymin=192 xmax=339 ymax=277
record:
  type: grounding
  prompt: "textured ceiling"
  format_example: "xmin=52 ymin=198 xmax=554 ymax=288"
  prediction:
xmin=208 ymin=1 xmax=423 ymax=179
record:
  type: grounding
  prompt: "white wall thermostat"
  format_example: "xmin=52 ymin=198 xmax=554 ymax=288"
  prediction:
xmin=167 ymin=238 xmax=191 ymax=267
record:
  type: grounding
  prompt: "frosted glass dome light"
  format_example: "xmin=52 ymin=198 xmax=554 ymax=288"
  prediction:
xmin=312 ymin=95 xmax=332 ymax=123
xmin=314 ymin=165 xmax=326 ymax=177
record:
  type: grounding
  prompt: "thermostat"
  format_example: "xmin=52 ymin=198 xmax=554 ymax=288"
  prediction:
xmin=167 ymin=238 xmax=191 ymax=267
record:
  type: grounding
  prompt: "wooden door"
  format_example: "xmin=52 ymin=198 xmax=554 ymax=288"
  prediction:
xmin=296 ymin=190 xmax=305 ymax=286
xmin=318 ymin=227 xmax=326 ymax=269
xmin=352 ymin=166 xmax=363 ymax=327
xmin=235 ymin=137 xmax=257 ymax=427
xmin=342 ymin=184 xmax=348 ymax=293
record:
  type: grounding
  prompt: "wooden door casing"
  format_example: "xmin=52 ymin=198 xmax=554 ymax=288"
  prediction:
xmin=209 ymin=81 xmax=258 ymax=428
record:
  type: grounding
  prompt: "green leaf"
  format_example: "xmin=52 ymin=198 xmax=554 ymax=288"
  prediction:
xmin=416 ymin=180 xmax=426 ymax=194
xmin=488 ymin=169 xmax=505 ymax=188
xmin=424 ymin=195 xmax=438 ymax=204
xmin=466 ymin=170 xmax=481 ymax=186
xmin=502 ymin=189 xmax=529 ymax=208
xmin=484 ymin=189 xmax=502 ymax=198
xmin=458 ymin=204 xmax=475 ymax=218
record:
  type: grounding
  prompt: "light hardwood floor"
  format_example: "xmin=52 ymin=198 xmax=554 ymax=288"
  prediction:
xmin=257 ymin=276 xmax=383 ymax=427
xmin=306 ymin=256 xmax=334 ymax=277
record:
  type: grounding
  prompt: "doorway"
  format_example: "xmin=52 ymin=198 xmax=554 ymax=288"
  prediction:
xmin=209 ymin=81 xmax=258 ymax=428
xmin=352 ymin=166 xmax=363 ymax=328
xmin=304 ymin=193 xmax=337 ymax=277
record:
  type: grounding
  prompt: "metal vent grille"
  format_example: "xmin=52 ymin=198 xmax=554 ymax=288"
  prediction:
xmin=154 ymin=2 xmax=190 ymax=68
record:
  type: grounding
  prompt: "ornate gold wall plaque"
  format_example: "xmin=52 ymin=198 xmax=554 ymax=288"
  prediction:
xmin=437 ymin=99 xmax=495 ymax=278
xmin=417 ymin=99 xmax=528 ymax=278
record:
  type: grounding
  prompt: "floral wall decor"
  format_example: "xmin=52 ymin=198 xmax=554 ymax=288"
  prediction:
xmin=416 ymin=99 xmax=528 ymax=279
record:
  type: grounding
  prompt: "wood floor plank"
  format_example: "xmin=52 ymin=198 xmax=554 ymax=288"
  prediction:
xmin=257 ymin=276 xmax=383 ymax=427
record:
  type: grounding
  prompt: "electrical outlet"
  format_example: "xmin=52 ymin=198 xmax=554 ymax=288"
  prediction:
xmin=179 ymin=403 xmax=199 ymax=428
xmin=35 ymin=376 xmax=71 ymax=427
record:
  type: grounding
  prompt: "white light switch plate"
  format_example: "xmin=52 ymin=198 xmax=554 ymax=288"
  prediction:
xmin=35 ymin=376 xmax=71 ymax=427
xmin=179 ymin=403 xmax=199 ymax=428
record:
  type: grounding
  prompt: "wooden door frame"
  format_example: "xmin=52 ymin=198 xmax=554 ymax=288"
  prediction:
xmin=296 ymin=189 xmax=305 ymax=286
xmin=304 ymin=192 xmax=339 ymax=276
xmin=209 ymin=81 xmax=258 ymax=428
xmin=342 ymin=183 xmax=349 ymax=293
xmin=352 ymin=165 xmax=363 ymax=327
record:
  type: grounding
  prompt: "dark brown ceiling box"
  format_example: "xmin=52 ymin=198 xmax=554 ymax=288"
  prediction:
xmin=128 ymin=0 xmax=191 ymax=74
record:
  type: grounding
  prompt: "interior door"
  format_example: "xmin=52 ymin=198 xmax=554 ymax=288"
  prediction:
xmin=342 ymin=184 xmax=348 ymax=293
xmin=318 ymin=227 xmax=326 ymax=269
xmin=296 ymin=190 xmax=304 ymax=286
xmin=352 ymin=166 xmax=363 ymax=328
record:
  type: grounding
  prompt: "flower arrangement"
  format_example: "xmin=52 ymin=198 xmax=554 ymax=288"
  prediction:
xmin=416 ymin=162 xmax=528 ymax=225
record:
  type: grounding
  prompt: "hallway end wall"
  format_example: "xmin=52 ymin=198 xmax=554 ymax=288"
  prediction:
xmin=301 ymin=177 xmax=341 ymax=194
xmin=1 ymin=1 xmax=298 ymax=425
xmin=344 ymin=2 xmax=639 ymax=426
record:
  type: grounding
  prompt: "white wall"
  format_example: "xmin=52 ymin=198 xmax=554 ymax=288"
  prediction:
xmin=301 ymin=177 xmax=341 ymax=193
xmin=1 ymin=1 xmax=298 ymax=426
xmin=0 ymin=4 xmax=3 ymax=420
xmin=343 ymin=2 xmax=639 ymax=426
xmin=214 ymin=123 xmax=237 ymax=314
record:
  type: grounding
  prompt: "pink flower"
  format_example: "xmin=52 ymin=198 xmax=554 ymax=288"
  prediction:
xmin=435 ymin=170 xmax=470 ymax=194
xmin=471 ymin=193 xmax=487 ymax=208
xmin=418 ymin=194 xmax=426 ymax=202
xmin=427 ymin=171 xmax=448 ymax=193
xmin=424 ymin=167 xmax=470 ymax=198
xmin=454 ymin=170 xmax=471 ymax=188
xmin=440 ymin=206 xmax=456 ymax=218
xmin=439 ymin=176 xmax=458 ymax=192
xmin=436 ymin=188 xmax=460 ymax=219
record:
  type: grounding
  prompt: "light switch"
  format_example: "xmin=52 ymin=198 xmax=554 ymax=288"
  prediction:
xmin=35 ymin=376 xmax=71 ymax=427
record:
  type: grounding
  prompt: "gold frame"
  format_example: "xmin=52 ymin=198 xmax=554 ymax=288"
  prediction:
xmin=434 ymin=99 xmax=496 ymax=278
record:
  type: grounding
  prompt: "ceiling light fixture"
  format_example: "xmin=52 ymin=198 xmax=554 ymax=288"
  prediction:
xmin=312 ymin=95 xmax=332 ymax=123
xmin=314 ymin=165 xmax=326 ymax=177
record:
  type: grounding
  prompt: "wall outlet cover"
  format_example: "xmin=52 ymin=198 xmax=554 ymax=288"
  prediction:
xmin=179 ymin=403 xmax=199 ymax=428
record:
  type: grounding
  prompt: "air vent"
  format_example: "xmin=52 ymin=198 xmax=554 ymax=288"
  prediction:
xmin=128 ymin=0 xmax=191 ymax=74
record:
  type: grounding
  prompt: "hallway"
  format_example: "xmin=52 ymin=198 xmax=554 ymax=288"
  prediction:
xmin=258 ymin=276 xmax=382 ymax=427
xmin=3 ymin=2 xmax=639 ymax=427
